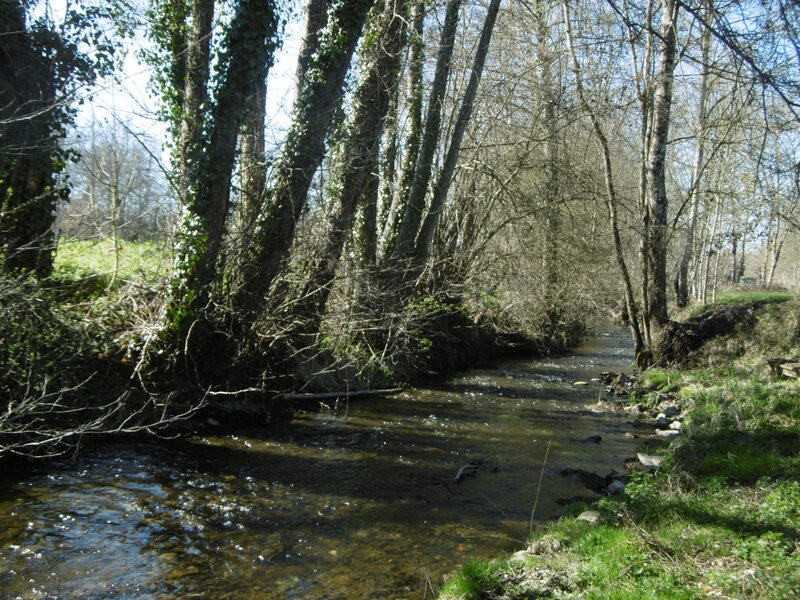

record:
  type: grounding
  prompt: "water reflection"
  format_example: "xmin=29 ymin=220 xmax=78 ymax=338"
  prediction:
xmin=0 ymin=329 xmax=637 ymax=599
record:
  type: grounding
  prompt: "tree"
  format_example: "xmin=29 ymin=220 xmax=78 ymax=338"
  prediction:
xmin=165 ymin=0 xmax=281 ymax=337
xmin=292 ymin=0 xmax=413 ymax=330
xmin=390 ymin=0 xmax=463 ymax=266
xmin=57 ymin=117 xmax=173 ymax=246
xmin=563 ymin=0 xmax=645 ymax=353
xmin=413 ymin=0 xmax=502 ymax=266
xmin=0 ymin=1 xmax=119 ymax=277
xmin=233 ymin=0 xmax=377 ymax=313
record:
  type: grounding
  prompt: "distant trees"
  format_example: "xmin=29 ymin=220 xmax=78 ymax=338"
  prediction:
xmin=57 ymin=119 xmax=173 ymax=244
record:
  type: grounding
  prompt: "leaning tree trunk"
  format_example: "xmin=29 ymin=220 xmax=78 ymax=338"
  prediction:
xmin=379 ymin=0 xmax=426 ymax=261
xmin=390 ymin=0 xmax=462 ymax=266
xmin=234 ymin=0 xmax=377 ymax=313
xmin=238 ymin=71 xmax=268 ymax=236
xmin=177 ymin=0 xmax=215 ymax=202
xmin=167 ymin=0 xmax=280 ymax=337
xmin=292 ymin=0 xmax=412 ymax=332
xmin=413 ymin=0 xmax=502 ymax=265
xmin=646 ymin=0 xmax=678 ymax=334
xmin=295 ymin=0 xmax=328 ymax=97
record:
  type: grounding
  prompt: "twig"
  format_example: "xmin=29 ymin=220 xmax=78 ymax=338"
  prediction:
xmin=530 ymin=439 xmax=552 ymax=538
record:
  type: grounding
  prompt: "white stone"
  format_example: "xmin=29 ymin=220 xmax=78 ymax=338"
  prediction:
xmin=576 ymin=510 xmax=601 ymax=525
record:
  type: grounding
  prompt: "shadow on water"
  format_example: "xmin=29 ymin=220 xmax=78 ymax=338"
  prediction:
xmin=0 ymin=328 xmax=640 ymax=600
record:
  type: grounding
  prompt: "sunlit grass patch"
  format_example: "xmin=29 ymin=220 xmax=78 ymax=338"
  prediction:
xmin=54 ymin=238 xmax=173 ymax=285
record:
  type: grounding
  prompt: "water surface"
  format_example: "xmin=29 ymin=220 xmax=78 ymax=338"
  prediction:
xmin=0 ymin=328 xmax=639 ymax=599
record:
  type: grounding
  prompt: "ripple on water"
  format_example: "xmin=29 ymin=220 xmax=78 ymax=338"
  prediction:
xmin=0 ymin=329 xmax=638 ymax=599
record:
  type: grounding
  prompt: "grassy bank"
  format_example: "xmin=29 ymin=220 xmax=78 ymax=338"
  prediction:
xmin=439 ymin=295 xmax=800 ymax=600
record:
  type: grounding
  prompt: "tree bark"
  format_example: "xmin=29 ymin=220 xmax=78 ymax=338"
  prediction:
xmin=646 ymin=0 xmax=678 ymax=333
xmin=563 ymin=0 xmax=645 ymax=354
xmin=390 ymin=0 xmax=462 ymax=265
xmin=239 ymin=71 xmax=268 ymax=235
xmin=295 ymin=0 xmax=328 ymax=95
xmin=380 ymin=0 xmax=426 ymax=261
xmin=168 ymin=0 xmax=280 ymax=333
xmin=234 ymin=0 xmax=377 ymax=312
xmin=0 ymin=1 xmax=59 ymax=276
xmin=294 ymin=0 xmax=412 ymax=328
xmin=414 ymin=0 xmax=501 ymax=265
xmin=178 ymin=0 xmax=215 ymax=200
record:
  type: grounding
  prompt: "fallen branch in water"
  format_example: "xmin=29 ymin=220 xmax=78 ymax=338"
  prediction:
xmin=285 ymin=388 xmax=403 ymax=401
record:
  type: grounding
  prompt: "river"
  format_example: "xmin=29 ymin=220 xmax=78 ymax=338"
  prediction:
xmin=0 ymin=328 xmax=640 ymax=599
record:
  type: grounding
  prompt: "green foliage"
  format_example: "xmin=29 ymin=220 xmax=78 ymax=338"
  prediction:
xmin=1 ymin=1 xmax=133 ymax=277
xmin=0 ymin=273 xmax=104 ymax=404
xmin=438 ymin=559 xmax=504 ymax=600
xmin=690 ymin=291 xmax=796 ymax=318
xmin=54 ymin=239 xmax=172 ymax=286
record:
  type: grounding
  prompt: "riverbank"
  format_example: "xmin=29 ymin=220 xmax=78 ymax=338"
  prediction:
xmin=0 ymin=254 xmax=586 ymax=459
xmin=439 ymin=294 xmax=800 ymax=600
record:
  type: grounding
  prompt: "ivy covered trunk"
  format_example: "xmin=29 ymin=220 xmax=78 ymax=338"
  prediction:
xmin=167 ymin=0 xmax=280 ymax=338
xmin=390 ymin=0 xmax=462 ymax=266
xmin=379 ymin=0 xmax=425 ymax=261
xmin=293 ymin=0 xmax=412 ymax=331
xmin=0 ymin=2 xmax=61 ymax=277
xmin=233 ymin=0 xmax=376 ymax=313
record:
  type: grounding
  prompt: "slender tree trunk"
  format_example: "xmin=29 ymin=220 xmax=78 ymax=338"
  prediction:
xmin=414 ymin=0 xmax=501 ymax=263
xmin=239 ymin=72 xmax=268 ymax=234
xmin=531 ymin=0 xmax=561 ymax=334
xmin=767 ymin=230 xmax=784 ymax=288
xmin=675 ymin=16 xmax=710 ymax=308
xmin=234 ymin=0 xmax=376 ymax=312
xmin=295 ymin=0 xmax=328 ymax=95
xmin=390 ymin=0 xmax=462 ymax=265
xmin=646 ymin=0 xmax=678 ymax=333
xmin=562 ymin=0 xmax=644 ymax=354
xmin=374 ymin=83 xmax=401 ymax=263
xmin=293 ymin=0 xmax=412 ymax=330
xmin=380 ymin=0 xmax=426 ymax=260
xmin=168 ymin=0 xmax=280 ymax=334
xmin=178 ymin=0 xmax=215 ymax=199
xmin=623 ymin=0 xmax=656 ymax=346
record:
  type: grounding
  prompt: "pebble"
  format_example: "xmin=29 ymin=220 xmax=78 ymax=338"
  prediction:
xmin=663 ymin=405 xmax=680 ymax=418
xmin=655 ymin=429 xmax=681 ymax=437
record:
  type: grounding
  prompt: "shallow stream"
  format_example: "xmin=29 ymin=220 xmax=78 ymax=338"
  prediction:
xmin=0 ymin=328 xmax=641 ymax=599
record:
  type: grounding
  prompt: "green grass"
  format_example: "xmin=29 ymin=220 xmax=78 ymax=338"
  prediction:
xmin=53 ymin=238 xmax=172 ymax=284
xmin=689 ymin=290 xmax=796 ymax=317
xmin=438 ymin=300 xmax=800 ymax=600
